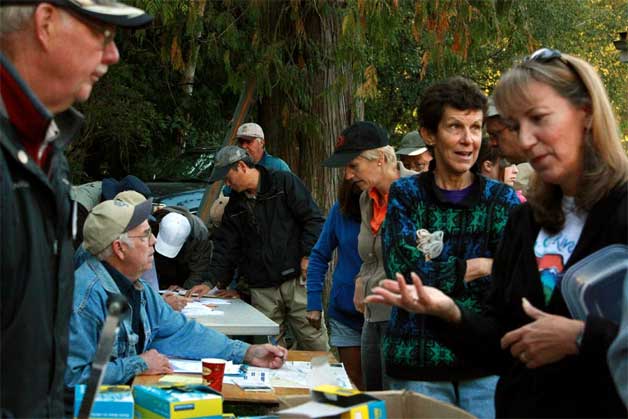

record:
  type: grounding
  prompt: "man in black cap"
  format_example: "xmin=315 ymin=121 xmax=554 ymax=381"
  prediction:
xmin=187 ymin=146 xmax=329 ymax=351
xmin=0 ymin=1 xmax=151 ymax=416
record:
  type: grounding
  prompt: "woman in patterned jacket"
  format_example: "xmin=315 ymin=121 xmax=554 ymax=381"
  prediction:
xmin=376 ymin=77 xmax=520 ymax=419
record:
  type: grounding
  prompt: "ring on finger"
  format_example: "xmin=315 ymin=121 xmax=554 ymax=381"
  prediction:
xmin=520 ymin=352 xmax=528 ymax=363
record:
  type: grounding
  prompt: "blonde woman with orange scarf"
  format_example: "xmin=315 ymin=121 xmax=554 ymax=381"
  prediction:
xmin=322 ymin=121 xmax=415 ymax=390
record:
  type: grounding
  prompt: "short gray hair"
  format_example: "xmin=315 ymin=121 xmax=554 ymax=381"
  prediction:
xmin=360 ymin=145 xmax=397 ymax=168
xmin=0 ymin=6 xmax=35 ymax=36
xmin=95 ymin=233 xmax=134 ymax=261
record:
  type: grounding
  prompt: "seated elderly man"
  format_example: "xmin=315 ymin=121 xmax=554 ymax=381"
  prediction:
xmin=65 ymin=197 xmax=286 ymax=387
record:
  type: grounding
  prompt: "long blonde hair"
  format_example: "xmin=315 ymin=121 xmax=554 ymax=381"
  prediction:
xmin=494 ymin=52 xmax=628 ymax=232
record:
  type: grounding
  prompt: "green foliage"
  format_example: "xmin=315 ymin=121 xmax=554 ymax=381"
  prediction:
xmin=68 ymin=0 xmax=627 ymax=185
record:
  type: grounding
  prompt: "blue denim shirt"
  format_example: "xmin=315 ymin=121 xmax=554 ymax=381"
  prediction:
xmin=65 ymin=256 xmax=250 ymax=386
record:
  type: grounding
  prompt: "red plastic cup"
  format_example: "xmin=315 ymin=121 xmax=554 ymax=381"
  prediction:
xmin=201 ymin=358 xmax=226 ymax=392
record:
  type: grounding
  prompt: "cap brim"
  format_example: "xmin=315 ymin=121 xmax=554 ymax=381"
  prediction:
xmin=397 ymin=147 xmax=428 ymax=156
xmin=3 ymin=0 xmax=154 ymax=29
xmin=321 ymin=151 xmax=362 ymax=168
xmin=125 ymin=198 xmax=153 ymax=232
xmin=68 ymin=2 xmax=153 ymax=28
xmin=208 ymin=165 xmax=231 ymax=183
xmin=155 ymin=235 xmax=182 ymax=258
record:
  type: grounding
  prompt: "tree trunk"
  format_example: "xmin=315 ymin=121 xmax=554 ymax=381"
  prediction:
xmin=260 ymin=2 xmax=360 ymax=214
xmin=181 ymin=0 xmax=207 ymax=97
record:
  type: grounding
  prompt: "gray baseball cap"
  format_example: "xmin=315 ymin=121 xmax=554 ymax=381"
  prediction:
xmin=487 ymin=96 xmax=500 ymax=118
xmin=209 ymin=146 xmax=252 ymax=182
xmin=396 ymin=131 xmax=428 ymax=156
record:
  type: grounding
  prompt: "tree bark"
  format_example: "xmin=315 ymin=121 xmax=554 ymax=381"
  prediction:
xmin=259 ymin=2 xmax=360 ymax=214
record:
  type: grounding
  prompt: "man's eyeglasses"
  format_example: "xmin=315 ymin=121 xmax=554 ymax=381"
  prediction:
xmin=236 ymin=137 xmax=258 ymax=146
xmin=65 ymin=9 xmax=116 ymax=48
xmin=126 ymin=228 xmax=152 ymax=242
xmin=487 ymin=124 xmax=514 ymax=143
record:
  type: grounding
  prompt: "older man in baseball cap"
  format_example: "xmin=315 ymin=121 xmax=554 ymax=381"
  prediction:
xmin=396 ymin=130 xmax=433 ymax=173
xmin=0 ymin=0 xmax=152 ymax=416
xmin=66 ymin=197 xmax=286 ymax=388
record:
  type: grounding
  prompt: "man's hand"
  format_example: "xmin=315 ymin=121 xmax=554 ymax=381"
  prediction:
xmin=185 ymin=284 xmax=211 ymax=298
xmin=365 ymin=272 xmax=461 ymax=322
xmin=353 ymin=277 xmax=365 ymax=313
xmin=214 ymin=289 xmax=240 ymax=299
xmin=300 ymin=257 xmax=309 ymax=282
xmin=464 ymin=258 xmax=493 ymax=283
xmin=244 ymin=344 xmax=287 ymax=369
xmin=501 ymin=298 xmax=584 ymax=368
xmin=306 ymin=310 xmax=322 ymax=329
xmin=139 ymin=349 xmax=173 ymax=375
xmin=163 ymin=293 xmax=190 ymax=311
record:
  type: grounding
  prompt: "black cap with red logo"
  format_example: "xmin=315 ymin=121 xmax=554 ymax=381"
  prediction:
xmin=322 ymin=121 xmax=389 ymax=167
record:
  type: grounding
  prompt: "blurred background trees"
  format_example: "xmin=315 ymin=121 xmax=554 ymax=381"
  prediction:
xmin=67 ymin=0 xmax=628 ymax=212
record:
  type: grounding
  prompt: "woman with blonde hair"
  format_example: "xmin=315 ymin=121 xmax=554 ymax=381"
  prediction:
xmin=322 ymin=121 xmax=415 ymax=390
xmin=367 ymin=49 xmax=628 ymax=417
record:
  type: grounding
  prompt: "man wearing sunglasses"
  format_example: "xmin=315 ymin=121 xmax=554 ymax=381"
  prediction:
xmin=66 ymin=198 xmax=286 ymax=388
xmin=0 ymin=0 xmax=151 ymax=417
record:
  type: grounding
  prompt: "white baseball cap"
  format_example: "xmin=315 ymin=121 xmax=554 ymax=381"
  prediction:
xmin=236 ymin=123 xmax=264 ymax=140
xmin=155 ymin=212 xmax=191 ymax=258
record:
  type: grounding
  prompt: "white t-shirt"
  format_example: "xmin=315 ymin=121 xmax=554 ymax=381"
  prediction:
xmin=534 ymin=196 xmax=588 ymax=303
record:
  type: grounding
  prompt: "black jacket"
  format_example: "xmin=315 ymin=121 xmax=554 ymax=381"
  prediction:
xmin=1 ymin=54 xmax=78 ymax=418
xmin=443 ymin=184 xmax=628 ymax=418
xmin=207 ymin=165 xmax=324 ymax=289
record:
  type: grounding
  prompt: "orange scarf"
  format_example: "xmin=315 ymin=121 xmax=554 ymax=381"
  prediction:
xmin=368 ymin=187 xmax=388 ymax=234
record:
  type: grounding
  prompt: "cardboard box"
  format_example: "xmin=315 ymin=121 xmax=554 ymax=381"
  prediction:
xmin=278 ymin=385 xmax=385 ymax=419
xmin=133 ymin=384 xmax=222 ymax=419
xmin=278 ymin=390 xmax=476 ymax=419
xmin=73 ymin=385 xmax=134 ymax=419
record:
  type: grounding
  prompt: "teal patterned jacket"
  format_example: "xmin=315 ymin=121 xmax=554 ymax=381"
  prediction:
xmin=382 ymin=171 xmax=520 ymax=381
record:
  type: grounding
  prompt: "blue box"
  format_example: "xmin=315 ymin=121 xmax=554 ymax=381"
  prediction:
xmin=74 ymin=385 xmax=134 ymax=419
xmin=133 ymin=384 xmax=222 ymax=419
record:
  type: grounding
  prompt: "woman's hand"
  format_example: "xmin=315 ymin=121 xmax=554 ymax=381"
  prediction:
xmin=353 ymin=277 xmax=365 ymax=313
xmin=306 ymin=310 xmax=322 ymax=329
xmin=365 ymin=272 xmax=461 ymax=322
xmin=464 ymin=258 xmax=493 ymax=283
xmin=501 ymin=298 xmax=584 ymax=368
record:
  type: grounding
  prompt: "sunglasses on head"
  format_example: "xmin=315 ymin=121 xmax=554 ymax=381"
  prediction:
xmin=524 ymin=47 xmax=562 ymax=63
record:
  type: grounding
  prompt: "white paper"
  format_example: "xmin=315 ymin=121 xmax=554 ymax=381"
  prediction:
xmin=168 ymin=358 xmax=202 ymax=373
xmin=181 ymin=301 xmax=224 ymax=316
xmin=167 ymin=358 xmax=240 ymax=375
xmin=224 ymin=366 xmax=272 ymax=391
xmin=278 ymin=401 xmax=351 ymax=418
xmin=269 ymin=361 xmax=352 ymax=389
xmin=196 ymin=297 xmax=231 ymax=305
